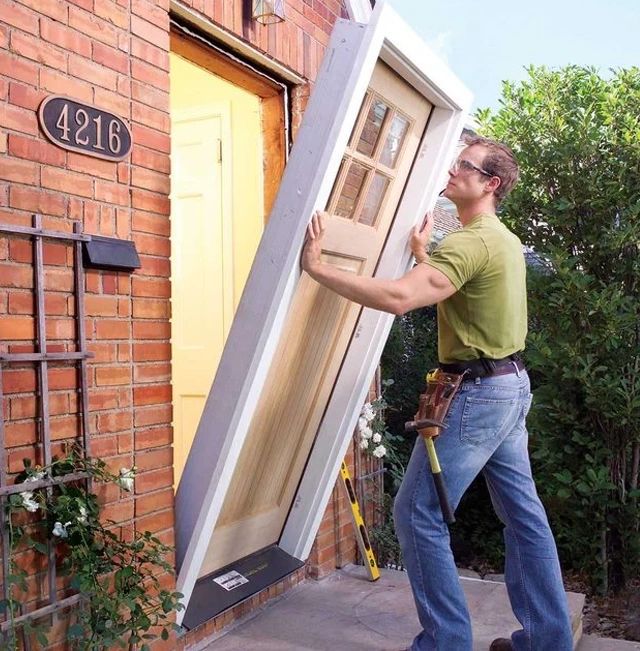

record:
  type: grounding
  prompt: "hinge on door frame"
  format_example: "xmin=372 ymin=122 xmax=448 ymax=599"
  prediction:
xmin=217 ymin=138 xmax=222 ymax=163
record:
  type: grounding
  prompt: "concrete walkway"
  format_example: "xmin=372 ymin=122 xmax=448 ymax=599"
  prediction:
xmin=187 ymin=564 xmax=638 ymax=651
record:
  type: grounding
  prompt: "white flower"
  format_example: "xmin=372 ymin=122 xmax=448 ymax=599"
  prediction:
xmin=372 ymin=432 xmax=382 ymax=444
xmin=372 ymin=445 xmax=387 ymax=458
xmin=359 ymin=438 xmax=369 ymax=450
xmin=357 ymin=417 xmax=368 ymax=432
xmin=52 ymin=521 xmax=71 ymax=538
xmin=77 ymin=505 xmax=88 ymax=524
xmin=360 ymin=426 xmax=373 ymax=440
xmin=117 ymin=467 xmax=135 ymax=492
xmin=362 ymin=403 xmax=375 ymax=422
xmin=20 ymin=491 xmax=39 ymax=513
xmin=24 ymin=470 xmax=46 ymax=483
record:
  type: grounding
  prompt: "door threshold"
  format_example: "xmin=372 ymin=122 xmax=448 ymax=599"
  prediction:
xmin=181 ymin=544 xmax=305 ymax=630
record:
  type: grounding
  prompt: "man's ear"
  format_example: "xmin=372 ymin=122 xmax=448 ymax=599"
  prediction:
xmin=485 ymin=175 xmax=501 ymax=196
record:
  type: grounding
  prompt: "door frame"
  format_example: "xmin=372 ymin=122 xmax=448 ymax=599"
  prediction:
xmin=175 ymin=0 xmax=472 ymax=622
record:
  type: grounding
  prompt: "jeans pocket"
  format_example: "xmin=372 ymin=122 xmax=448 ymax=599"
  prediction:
xmin=460 ymin=396 xmax=519 ymax=445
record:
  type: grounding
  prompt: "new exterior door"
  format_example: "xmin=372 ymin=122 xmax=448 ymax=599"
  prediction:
xmin=200 ymin=61 xmax=432 ymax=574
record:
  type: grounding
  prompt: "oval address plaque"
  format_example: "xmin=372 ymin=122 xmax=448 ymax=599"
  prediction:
xmin=38 ymin=95 xmax=132 ymax=161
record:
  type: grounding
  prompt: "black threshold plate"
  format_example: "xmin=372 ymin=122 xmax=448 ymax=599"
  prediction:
xmin=182 ymin=544 xmax=305 ymax=630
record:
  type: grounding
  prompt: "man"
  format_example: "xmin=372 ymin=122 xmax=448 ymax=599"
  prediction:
xmin=301 ymin=135 xmax=573 ymax=651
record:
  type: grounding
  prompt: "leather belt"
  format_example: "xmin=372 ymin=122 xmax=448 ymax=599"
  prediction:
xmin=439 ymin=354 xmax=525 ymax=381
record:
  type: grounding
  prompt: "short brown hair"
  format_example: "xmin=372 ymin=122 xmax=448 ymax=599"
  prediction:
xmin=464 ymin=135 xmax=519 ymax=205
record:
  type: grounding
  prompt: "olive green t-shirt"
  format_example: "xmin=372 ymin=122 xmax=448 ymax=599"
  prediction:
xmin=426 ymin=213 xmax=527 ymax=363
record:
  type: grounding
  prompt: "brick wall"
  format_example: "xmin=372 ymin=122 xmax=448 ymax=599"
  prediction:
xmin=0 ymin=0 xmax=369 ymax=647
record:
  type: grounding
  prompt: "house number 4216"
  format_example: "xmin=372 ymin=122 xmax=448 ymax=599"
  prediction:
xmin=38 ymin=95 xmax=132 ymax=162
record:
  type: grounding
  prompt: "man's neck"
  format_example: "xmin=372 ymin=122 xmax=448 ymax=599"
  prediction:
xmin=455 ymin=200 xmax=497 ymax=226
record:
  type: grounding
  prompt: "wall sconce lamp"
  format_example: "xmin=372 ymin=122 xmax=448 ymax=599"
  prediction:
xmin=252 ymin=0 xmax=285 ymax=24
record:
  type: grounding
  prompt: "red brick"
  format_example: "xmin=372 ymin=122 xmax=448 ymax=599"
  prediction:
xmin=67 ymin=152 xmax=117 ymax=181
xmin=8 ymin=133 xmax=65 ymax=166
xmin=93 ymin=86 xmax=130 ymax=118
xmin=101 ymin=499 xmax=135 ymax=524
xmin=85 ymin=295 xmax=118 ymax=317
xmin=95 ymin=365 xmax=131 ymax=386
xmin=3 ymin=368 xmax=36 ymax=393
xmin=92 ymin=40 xmax=129 ymax=74
xmin=134 ymin=466 xmax=173 ymax=493
xmin=10 ymin=30 xmax=67 ymax=71
xmin=88 ymin=388 xmax=120 ymax=411
xmin=130 ymin=79 xmax=168 ymax=111
xmin=131 ymin=277 xmax=169 ymax=299
xmin=41 ymin=166 xmax=93 ymax=199
xmin=9 ymin=186 xmax=67 ymax=216
xmin=95 ymin=319 xmax=131 ymax=339
xmin=8 ymin=81 xmax=45 ymax=111
xmin=94 ymin=181 xmax=130 ymax=206
xmin=87 ymin=341 xmax=118 ymax=363
xmin=15 ymin=0 xmax=67 ymax=21
xmin=0 ymin=102 xmax=39 ymax=135
xmin=135 ymin=508 xmax=173 ymax=533
xmin=68 ymin=6 xmax=120 ymax=48
xmin=40 ymin=18 xmax=93 ymax=57
xmin=40 ymin=67 xmax=94 ymax=102
xmin=7 ymin=292 xmax=33 ymax=314
xmin=0 ymin=0 xmax=39 ymax=34
xmin=133 ymin=405 xmax=171 ymax=428
xmin=0 ymin=50 xmax=39 ymax=85
xmin=131 ymin=123 xmax=170 ymax=153
xmin=135 ymin=446 xmax=172 ymax=472
xmin=48 ymin=367 xmax=77 ymax=390
xmin=94 ymin=0 xmax=129 ymax=29
xmin=131 ymin=14 xmax=169 ymax=49
xmin=133 ymin=383 xmax=171 ymax=406
xmin=5 ymin=419 xmax=37 ymax=447
xmin=9 ymin=394 xmax=36 ymax=418
xmin=138 ymin=255 xmax=170 ymax=277
xmin=51 ymin=414 xmax=80 ymax=440
xmin=131 ymin=57 xmax=169 ymax=93
xmin=133 ymin=362 xmax=170 ymax=383
xmin=90 ymin=434 xmax=119 ymax=458
xmin=0 ymin=264 xmax=33 ymax=288
xmin=131 ymin=0 xmax=169 ymax=31
xmin=45 ymin=317 xmax=75 ymax=340
xmin=1 ymin=157 xmax=38 ymax=184
xmin=131 ymin=146 xmax=170 ymax=174
xmin=130 ymin=165 xmax=170 ymax=194
xmin=132 ymin=342 xmax=170 ymax=362
xmin=96 ymin=410 xmax=133 ymax=433
xmin=132 ymin=297 xmax=170 ymax=319
xmin=132 ymin=320 xmax=170 ymax=340
xmin=44 ymin=268 xmax=74 ymax=292
xmin=135 ymin=487 xmax=174 ymax=517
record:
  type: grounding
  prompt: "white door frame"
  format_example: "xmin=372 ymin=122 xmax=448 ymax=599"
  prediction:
xmin=174 ymin=0 xmax=472 ymax=623
xmin=344 ymin=0 xmax=373 ymax=23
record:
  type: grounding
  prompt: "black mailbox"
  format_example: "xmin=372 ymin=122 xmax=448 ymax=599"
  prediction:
xmin=83 ymin=235 xmax=141 ymax=272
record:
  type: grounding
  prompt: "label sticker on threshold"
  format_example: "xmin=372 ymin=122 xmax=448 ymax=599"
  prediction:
xmin=213 ymin=570 xmax=249 ymax=591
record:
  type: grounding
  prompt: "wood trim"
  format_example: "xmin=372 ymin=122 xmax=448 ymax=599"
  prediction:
xmin=171 ymin=30 xmax=287 ymax=221
xmin=171 ymin=31 xmax=282 ymax=98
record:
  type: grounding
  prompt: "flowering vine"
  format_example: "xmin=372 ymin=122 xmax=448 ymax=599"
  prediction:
xmin=2 ymin=450 xmax=182 ymax=651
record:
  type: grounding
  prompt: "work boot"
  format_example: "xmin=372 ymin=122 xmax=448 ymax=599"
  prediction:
xmin=489 ymin=638 xmax=513 ymax=651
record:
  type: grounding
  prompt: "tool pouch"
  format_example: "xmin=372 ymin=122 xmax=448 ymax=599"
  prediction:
xmin=415 ymin=369 xmax=466 ymax=438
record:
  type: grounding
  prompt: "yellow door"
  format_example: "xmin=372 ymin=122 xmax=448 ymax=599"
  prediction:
xmin=199 ymin=61 xmax=433 ymax=575
xmin=170 ymin=54 xmax=264 ymax=484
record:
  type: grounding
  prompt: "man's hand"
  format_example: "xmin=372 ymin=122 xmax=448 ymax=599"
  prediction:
xmin=409 ymin=211 xmax=434 ymax=263
xmin=301 ymin=210 xmax=326 ymax=276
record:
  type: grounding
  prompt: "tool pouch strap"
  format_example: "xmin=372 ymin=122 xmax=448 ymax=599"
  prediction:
xmin=415 ymin=369 xmax=466 ymax=438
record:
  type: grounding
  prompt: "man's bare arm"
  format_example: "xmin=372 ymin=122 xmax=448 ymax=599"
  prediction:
xmin=301 ymin=212 xmax=455 ymax=315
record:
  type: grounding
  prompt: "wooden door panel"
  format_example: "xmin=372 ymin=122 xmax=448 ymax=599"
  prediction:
xmin=200 ymin=61 xmax=433 ymax=576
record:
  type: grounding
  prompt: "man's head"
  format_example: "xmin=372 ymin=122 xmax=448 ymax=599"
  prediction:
xmin=443 ymin=136 xmax=519 ymax=210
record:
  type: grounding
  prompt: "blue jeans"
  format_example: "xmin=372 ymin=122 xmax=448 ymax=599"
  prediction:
xmin=393 ymin=368 xmax=573 ymax=651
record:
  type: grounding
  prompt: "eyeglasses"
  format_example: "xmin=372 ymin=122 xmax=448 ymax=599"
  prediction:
xmin=450 ymin=158 xmax=494 ymax=177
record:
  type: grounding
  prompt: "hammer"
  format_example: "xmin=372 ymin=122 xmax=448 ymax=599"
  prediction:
xmin=404 ymin=417 xmax=455 ymax=525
